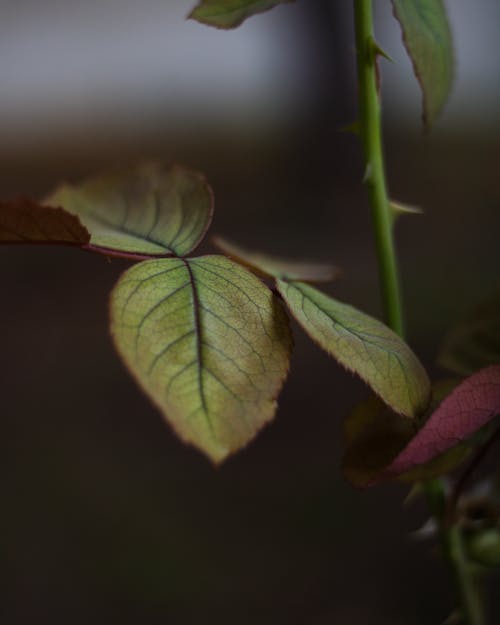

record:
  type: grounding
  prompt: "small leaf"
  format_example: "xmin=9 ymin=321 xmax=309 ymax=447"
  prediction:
xmin=391 ymin=0 xmax=454 ymax=127
xmin=276 ymin=280 xmax=431 ymax=418
xmin=0 ymin=197 xmax=90 ymax=246
xmin=214 ymin=236 xmax=340 ymax=283
xmin=46 ymin=163 xmax=213 ymax=259
xmin=439 ymin=290 xmax=500 ymax=376
xmin=377 ymin=365 xmax=500 ymax=481
xmin=188 ymin=0 xmax=293 ymax=29
xmin=110 ymin=255 xmax=292 ymax=463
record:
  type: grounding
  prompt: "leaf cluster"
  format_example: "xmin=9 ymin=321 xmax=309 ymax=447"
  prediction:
xmin=2 ymin=162 xmax=498 ymax=479
xmin=2 ymin=1 xmax=497 ymax=486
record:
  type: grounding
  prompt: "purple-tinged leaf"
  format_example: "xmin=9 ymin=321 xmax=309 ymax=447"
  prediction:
xmin=0 ymin=197 xmax=90 ymax=246
xmin=377 ymin=365 xmax=500 ymax=481
xmin=342 ymin=380 xmax=471 ymax=488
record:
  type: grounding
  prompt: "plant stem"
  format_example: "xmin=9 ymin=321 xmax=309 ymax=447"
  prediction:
xmin=354 ymin=0 xmax=403 ymax=336
xmin=353 ymin=1 xmax=484 ymax=623
xmin=425 ymin=480 xmax=485 ymax=625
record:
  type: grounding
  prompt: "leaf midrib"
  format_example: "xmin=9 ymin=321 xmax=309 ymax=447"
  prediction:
xmin=183 ymin=258 xmax=208 ymax=414
xmin=76 ymin=199 xmax=175 ymax=254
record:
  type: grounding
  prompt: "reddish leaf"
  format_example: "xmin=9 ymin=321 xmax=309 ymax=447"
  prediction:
xmin=0 ymin=197 xmax=90 ymax=246
xmin=377 ymin=365 xmax=500 ymax=481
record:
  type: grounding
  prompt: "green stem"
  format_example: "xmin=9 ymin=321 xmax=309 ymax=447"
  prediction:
xmin=425 ymin=481 xmax=485 ymax=625
xmin=353 ymin=1 xmax=484 ymax=623
xmin=354 ymin=0 xmax=403 ymax=336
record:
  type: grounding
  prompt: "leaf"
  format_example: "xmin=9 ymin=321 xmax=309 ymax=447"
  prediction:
xmin=342 ymin=396 xmax=416 ymax=488
xmin=213 ymin=236 xmax=340 ymax=283
xmin=276 ymin=280 xmax=431 ymax=418
xmin=0 ymin=197 xmax=90 ymax=246
xmin=439 ymin=290 xmax=500 ymax=376
xmin=188 ymin=0 xmax=292 ymax=29
xmin=110 ymin=254 xmax=292 ymax=463
xmin=376 ymin=365 xmax=500 ymax=481
xmin=342 ymin=383 xmax=471 ymax=487
xmin=46 ymin=163 xmax=213 ymax=259
xmin=391 ymin=0 xmax=454 ymax=127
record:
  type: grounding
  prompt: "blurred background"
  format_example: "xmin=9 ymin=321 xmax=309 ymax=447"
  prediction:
xmin=1 ymin=1 xmax=499 ymax=623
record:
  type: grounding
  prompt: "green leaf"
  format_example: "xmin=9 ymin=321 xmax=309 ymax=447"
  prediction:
xmin=439 ymin=289 xmax=500 ymax=376
xmin=110 ymin=255 xmax=292 ymax=463
xmin=213 ymin=236 xmax=340 ymax=283
xmin=391 ymin=0 xmax=454 ymax=127
xmin=46 ymin=163 xmax=213 ymax=259
xmin=276 ymin=280 xmax=431 ymax=418
xmin=0 ymin=197 xmax=90 ymax=246
xmin=188 ymin=0 xmax=293 ymax=29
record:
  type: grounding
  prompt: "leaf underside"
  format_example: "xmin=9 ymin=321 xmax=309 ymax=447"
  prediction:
xmin=214 ymin=236 xmax=340 ymax=283
xmin=277 ymin=280 xmax=431 ymax=418
xmin=0 ymin=198 xmax=90 ymax=246
xmin=110 ymin=254 xmax=292 ymax=463
xmin=378 ymin=365 xmax=500 ymax=481
xmin=342 ymin=381 xmax=472 ymax=487
xmin=189 ymin=0 xmax=292 ymax=29
xmin=391 ymin=0 xmax=454 ymax=127
xmin=46 ymin=162 xmax=213 ymax=258
xmin=439 ymin=289 xmax=500 ymax=376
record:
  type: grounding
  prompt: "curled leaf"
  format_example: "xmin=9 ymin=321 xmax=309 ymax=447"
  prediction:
xmin=214 ymin=236 xmax=340 ymax=283
xmin=110 ymin=255 xmax=292 ymax=463
xmin=46 ymin=163 xmax=213 ymax=259
xmin=0 ymin=198 xmax=90 ymax=246
xmin=189 ymin=0 xmax=293 ymax=29
xmin=377 ymin=365 xmax=500 ymax=482
xmin=391 ymin=0 xmax=454 ymax=127
xmin=276 ymin=280 xmax=431 ymax=418
xmin=439 ymin=290 xmax=500 ymax=376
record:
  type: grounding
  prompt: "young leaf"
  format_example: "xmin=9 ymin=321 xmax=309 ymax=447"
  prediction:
xmin=189 ymin=0 xmax=292 ymax=29
xmin=110 ymin=255 xmax=292 ymax=463
xmin=377 ymin=365 xmax=500 ymax=481
xmin=276 ymin=280 xmax=431 ymax=418
xmin=46 ymin=163 xmax=213 ymax=259
xmin=391 ymin=0 xmax=454 ymax=127
xmin=0 ymin=198 xmax=90 ymax=246
xmin=213 ymin=236 xmax=340 ymax=283
xmin=439 ymin=290 xmax=500 ymax=376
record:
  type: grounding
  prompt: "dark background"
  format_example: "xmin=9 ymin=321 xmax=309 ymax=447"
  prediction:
xmin=1 ymin=1 xmax=499 ymax=623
